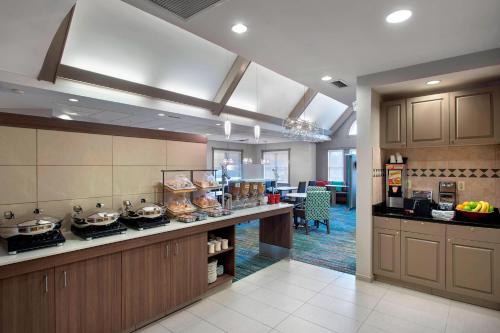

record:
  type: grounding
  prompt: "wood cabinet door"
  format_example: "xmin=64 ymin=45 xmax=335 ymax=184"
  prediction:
xmin=407 ymin=93 xmax=449 ymax=147
xmin=380 ymin=100 xmax=406 ymax=148
xmin=0 ymin=269 xmax=55 ymax=333
xmin=55 ymin=253 xmax=122 ymax=333
xmin=446 ymin=238 xmax=500 ymax=302
xmin=122 ymin=242 xmax=170 ymax=331
xmin=170 ymin=233 xmax=207 ymax=307
xmin=450 ymin=86 xmax=500 ymax=145
xmin=401 ymin=231 xmax=445 ymax=290
xmin=373 ymin=228 xmax=401 ymax=279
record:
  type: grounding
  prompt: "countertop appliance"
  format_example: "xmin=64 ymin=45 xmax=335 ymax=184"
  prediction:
xmin=119 ymin=199 xmax=169 ymax=231
xmin=71 ymin=203 xmax=127 ymax=240
xmin=404 ymin=189 xmax=433 ymax=217
xmin=438 ymin=181 xmax=457 ymax=210
xmin=385 ymin=163 xmax=407 ymax=209
xmin=0 ymin=209 xmax=65 ymax=254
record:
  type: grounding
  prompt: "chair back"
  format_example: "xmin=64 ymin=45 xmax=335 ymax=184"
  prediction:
xmin=297 ymin=181 xmax=307 ymax=193
xmin=305 ymin=190 xmax=330 ymax=221
xmin=307 ymin=180 xmax=316 ymax=186
xmin=307 ymin=186 xmax=326 ymax=192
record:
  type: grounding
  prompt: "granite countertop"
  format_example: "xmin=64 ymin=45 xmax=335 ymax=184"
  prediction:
xmin=0 ymin=203 xmax=293 ymax=267
xmin=373 ymin=203 xmax=500 ymax=229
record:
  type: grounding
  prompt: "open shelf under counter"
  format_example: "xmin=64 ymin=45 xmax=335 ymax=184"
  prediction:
xmin=208 ymin=246 xmax=234 ymax=258
xmin=207 ymin=273 xmax=233 ymax=290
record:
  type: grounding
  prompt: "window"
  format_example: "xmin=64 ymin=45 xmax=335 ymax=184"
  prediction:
xmin=328 ymin=150 xmax=344 ymax=182
xmin=348 ymin=148 xmax=356 ymax=155
xmin=212 ymin=149 xmax=242 ymax=181
xmin=262 ymin=150 xmax=289 ymax=184
xmin=348 ymin=120 xmax=357 ymax=136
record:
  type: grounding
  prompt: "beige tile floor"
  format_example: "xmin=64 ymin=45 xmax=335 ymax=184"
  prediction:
xmin=137 ymin=259 xmax=500 ymax=333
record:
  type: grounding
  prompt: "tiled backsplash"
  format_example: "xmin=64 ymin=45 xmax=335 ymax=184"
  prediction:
xmin=0 ymin=126 xmax=206 ymax=229
xmin=382 ymin=145 xmax=500 ymax=207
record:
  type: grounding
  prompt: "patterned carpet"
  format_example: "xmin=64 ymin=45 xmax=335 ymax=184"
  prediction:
xmin=235 ymin=205 xmax=356 ymax=281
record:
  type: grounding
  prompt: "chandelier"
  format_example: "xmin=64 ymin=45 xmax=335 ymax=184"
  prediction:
xmin=282 ymin=118 xmax=330 ymax=142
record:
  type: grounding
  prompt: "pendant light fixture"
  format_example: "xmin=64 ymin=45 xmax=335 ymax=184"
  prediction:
xmin=254 ymin=125 xmax=261 ymax=142
xmin=224 ymin=119 xmax=231 ymax=139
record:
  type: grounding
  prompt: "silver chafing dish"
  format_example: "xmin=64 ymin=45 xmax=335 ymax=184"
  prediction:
xmin=0 ymin=209 xmax=63 ymax=239
xmin=120 ymin=199 xmax=165 ymax=220
xmin=71 ymin=203 xmax=120 ymax=228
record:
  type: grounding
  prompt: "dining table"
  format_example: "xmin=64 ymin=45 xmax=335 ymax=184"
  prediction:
xmin=275 ymin=186 xmax=298 ymax=198
xmin=285 ymin=192 xmax=307 ymax=208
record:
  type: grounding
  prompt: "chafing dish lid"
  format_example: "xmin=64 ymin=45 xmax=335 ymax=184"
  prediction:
xmin=0 ymin=209 xmax=62 ymax=228
xmin=123 ymin=199 xmax=163 ymax=216
xmin=73 ymin=203 xmax=119 ymax=222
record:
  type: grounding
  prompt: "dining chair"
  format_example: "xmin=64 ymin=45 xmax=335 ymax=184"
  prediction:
xmin=293 ymin=190 xmax=330 ymax=235
xmin=307 ymin=180 xmax=316 ymax=186
xmin=297 ymin=181 xmax=307 ymax=193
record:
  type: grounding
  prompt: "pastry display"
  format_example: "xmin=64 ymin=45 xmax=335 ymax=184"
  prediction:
xmin=194 ymin=172 xmax=219 ymax=189
xmin=164 ymin=175 xmax=196 ymax=192
xmin=229 ymin=182 xmax=241 ymax=199
xmin=165 ymin=195 xmax=197 ymax=215
xmin=204 ymin=208 xmax=223 ymax=217
xmin=193 ymin=194 xmax=220 ymax=209
xmin=257 ymin=182 xmax=265 ymax=196
xmin=192 ymin=212 xmax=208 ymax=221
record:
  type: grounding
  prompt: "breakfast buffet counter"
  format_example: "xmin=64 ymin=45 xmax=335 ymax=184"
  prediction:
xmin=0 ymin=203 xmax=293 ymax=333
xmin=0 ymin=203 xmax=293 ymax=269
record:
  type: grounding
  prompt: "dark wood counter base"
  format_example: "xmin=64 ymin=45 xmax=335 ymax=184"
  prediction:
xmin=0 ymin=205 xmax=293 ymax=333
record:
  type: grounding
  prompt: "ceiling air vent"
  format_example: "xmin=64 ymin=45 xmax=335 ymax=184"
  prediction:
xmin=330 ymin=80 xmax=348 ymax=88
xmin=148 ymin=0 xmax=223 ymax=20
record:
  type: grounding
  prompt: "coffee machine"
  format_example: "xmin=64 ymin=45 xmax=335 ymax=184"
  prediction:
xmin=438 ymin=181 xmax=457 ymax=210
xmin=385 ymin=163 xmax=407 ymax=208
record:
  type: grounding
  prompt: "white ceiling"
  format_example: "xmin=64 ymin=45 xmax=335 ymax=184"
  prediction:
xmin=0 ymin=0 xmax=74 ymax=78
xmin=126 ymin=0 xmax=500 ymax=105
xmin=301 ymin=93 xmax=347 ymax=127
xmin=227 ymin=62 xmax=305 ymax=119
xmin=0 ymin=83 xmax=295 ymax=144
xmin=62 ymin=0 xmax=236 ymax=100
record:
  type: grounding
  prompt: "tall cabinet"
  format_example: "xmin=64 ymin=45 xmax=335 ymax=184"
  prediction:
xmin=406 ymin=93 xmax=449 ymax=147
xmin=380 ymin=100 xmax=406 ymax=148
xmin=450 ymin=86 xmax=500 ymax=145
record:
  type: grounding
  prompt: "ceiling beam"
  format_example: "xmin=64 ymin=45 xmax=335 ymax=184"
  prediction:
xmin=38 ymin=5 xmax=75 ymax=83
xmin=56 ymin=65 xmax=286 ymax=126
xmin=213 ymin=56 xmax=251 ymax=115
xmin=329 ymin=107 xmax=354 ymax=134
xmin=287 ymin=88 xmax=317 ymax=119
xmin=0 ymin=112 xmax=207 ymax=143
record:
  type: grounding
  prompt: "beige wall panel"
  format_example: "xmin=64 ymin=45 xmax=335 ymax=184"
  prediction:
xmin=38 ymin=166 xmax=112 ymax=201
xmin=38 ymin=197 xmax=113 ymax=230
xmin=113 ymin=166 xmax=164 ymax=196
xmin=167 ymin=141 xmax=206 ymax=169
xmin=0 ymin=166 xmax=37 ymax=204
xmin=0 ymin=202 xmax=38 ymax=217
xmin=113 ymin=136 xmax=166 ymax=166
xmin=112 ymin=193 xmax=162 ymax=211
xmin=0 ymin=126 xmax=36 ymax=165
xmin=37 ymin=130 xmax=112 ymax=165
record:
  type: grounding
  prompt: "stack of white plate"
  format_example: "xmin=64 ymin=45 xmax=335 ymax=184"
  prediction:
xmin=208 ymin=260 xmax=218 ymax=284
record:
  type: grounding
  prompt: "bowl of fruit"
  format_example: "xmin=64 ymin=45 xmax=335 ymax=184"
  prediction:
xmin=455 ymin=201 xmax=495 ymax=221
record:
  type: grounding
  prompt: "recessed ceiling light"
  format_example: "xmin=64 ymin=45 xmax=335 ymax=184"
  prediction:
xmin=231 ymin=23 xmax=247 ymax=34
xmin=321 ymin=75 xmax=332 ymax=81
xmin=158 ymin=127 xmax=165 ymax=130
xmin=64 ymin=111 xmax=78 ymax=116
xmin=205 ymin=133 xmax=212 ymax=136
xmin=386 ymin=9 xmax=412 ymax=24
xmin=68 ymin=98 xmax=79 ymax=102
xmin=11 ymin=88 xmax=25 ymax=94
xmin=157 ymin=113 xmax=165 ymax=117
xmin=216 ymin=123 xmax=222 ymax=126
xmin=58 ymin=114 xmax=72 ymax=120
xmin=426 ymin=80 xmax=441 ymax=85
